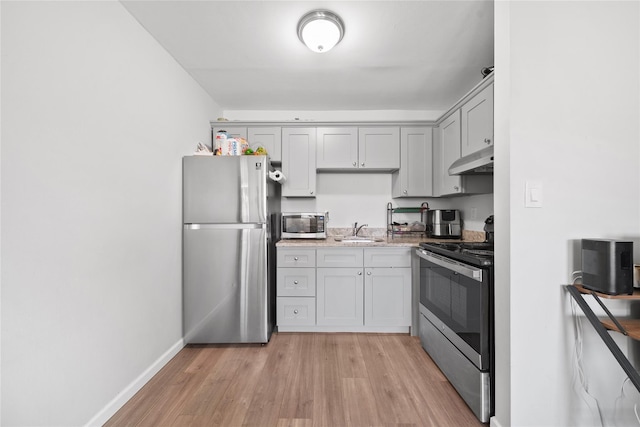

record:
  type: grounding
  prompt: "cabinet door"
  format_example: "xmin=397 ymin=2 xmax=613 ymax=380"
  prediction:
xmin=438 ymin=110 xmax=463 ymax=196
xmin=316 ymin=127 xmax=358 ymax=170
xmin=281 ymin=128 xmax=316 ymax=197
xmin=461 ymin=83 xmax=494 ymax=157
xmin=248 ymin=127 xmax=282 ymax=163
xmin=364 ymin=267 xmax=411 ymax=327
xmin=392 ymin=127 xmax=433 ymax=197
xmin=358 ymin=127 xmax=400 ymax=170
xmin=317 ymin=268 xmax=364 ymax=326
xmin=213 ymin=126 xmax=247 ymax=140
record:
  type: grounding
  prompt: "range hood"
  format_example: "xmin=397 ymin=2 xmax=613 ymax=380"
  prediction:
xmin=448 ymin=145 xmax=494 ymax=175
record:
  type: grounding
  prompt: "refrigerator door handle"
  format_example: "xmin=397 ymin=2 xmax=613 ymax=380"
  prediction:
xmin=184 ymin=223 xmax=266 ymax=230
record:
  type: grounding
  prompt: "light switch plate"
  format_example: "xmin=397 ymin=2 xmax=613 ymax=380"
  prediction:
xmin=525 ymin=180 xmax=543 ymax=208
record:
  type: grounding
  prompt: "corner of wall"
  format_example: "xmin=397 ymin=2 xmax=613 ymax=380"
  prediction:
xmin=84 ymin=338 xmax=184 ymax=427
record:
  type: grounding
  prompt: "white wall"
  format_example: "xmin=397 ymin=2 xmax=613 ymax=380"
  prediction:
xmin=0 ymin=2 xmax=221 ymax=426
xmin=494 ymin=2 xmax=640 ymax=426
xmin=280 ymin=173 xmax=493 ymax=231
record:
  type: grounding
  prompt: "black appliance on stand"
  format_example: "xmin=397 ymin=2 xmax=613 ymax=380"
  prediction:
xmin=416 ymin=234 xmax=494 ymax=422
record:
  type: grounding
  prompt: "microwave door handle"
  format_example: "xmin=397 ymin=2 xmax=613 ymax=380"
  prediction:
xmin=417 ymin=249 xmax=483 ymax=282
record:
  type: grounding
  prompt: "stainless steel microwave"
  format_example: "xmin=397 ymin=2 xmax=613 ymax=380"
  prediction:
xmin=281 ymin=212 xmax=328 ymax=239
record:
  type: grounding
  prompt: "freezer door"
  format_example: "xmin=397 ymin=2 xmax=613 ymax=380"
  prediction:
xmin=183 ymin=156 xmax=268 ymax=224
xmin=183 ymin=224 xmax=272 ymax=343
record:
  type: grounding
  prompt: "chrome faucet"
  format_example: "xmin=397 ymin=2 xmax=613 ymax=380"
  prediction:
xmin=353 ymin=222 xmax=368 ymax=236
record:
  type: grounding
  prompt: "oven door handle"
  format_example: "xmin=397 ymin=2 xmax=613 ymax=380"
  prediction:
xmin=416 ymin=249 xmax=483 ymax=282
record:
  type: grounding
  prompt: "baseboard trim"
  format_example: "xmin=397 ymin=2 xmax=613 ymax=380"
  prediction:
xmin=84 ymin=338 xmax=185 ymax=427
xmin=490 ymin=415 xmax=504 ymax=427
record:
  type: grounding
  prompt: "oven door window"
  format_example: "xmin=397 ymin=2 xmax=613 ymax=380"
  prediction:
xmin=420 ymin=262 xmax=487 ymax=357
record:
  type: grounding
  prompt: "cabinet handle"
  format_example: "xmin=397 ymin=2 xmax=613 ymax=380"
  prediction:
xmin=358 ymin=271 xmax=362 ymax=275
xmin=310 ymin=191 xmax=314 ymax=195
xmin=361 ymin=163 xmax=365 ymax=167
xmin=403 ymin=190 xmax=408 ymax=195
xmin=293 ymin=309 xmax=299 ymax=315
xmin=484 ymin=138 xmax=492 ymax=144
xmin=367 ymin=271 xmax=372 ymax=276
xmin=454 ymin=186 xmax=460 ymax=191
xmin=352 ymin=162 xmax=357 ymax=167
xmin=294 ymin=280 xmax=298 ymax=285
xmin=294 ymin=257 xmax=298 ymax=261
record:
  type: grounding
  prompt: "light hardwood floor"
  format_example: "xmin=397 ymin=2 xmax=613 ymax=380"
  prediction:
xmin=105 ymin=333 xmax=483 ymax=427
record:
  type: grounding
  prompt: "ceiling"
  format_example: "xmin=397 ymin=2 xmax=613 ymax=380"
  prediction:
xmin=120 ymin=1 xmax=494 ymax=113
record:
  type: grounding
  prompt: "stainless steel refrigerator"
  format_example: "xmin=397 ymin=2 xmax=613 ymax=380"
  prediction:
xmin=182 ymin=155 xmax=280 ymax=344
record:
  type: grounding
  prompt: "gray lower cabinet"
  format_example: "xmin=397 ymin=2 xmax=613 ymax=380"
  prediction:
xmin=317 ymin=267 xmax=364 ymax=326
xmin=317 ymin=248 xmax=365 ymax=326
xmin=277 ymin=296 xmax=316 ymax=326
xmin=364 ymin=247 xmax=411 ymax=327
xmin=277 ymin=246 xmax=411 ymax=332
xmin=364 ymin=267 xmax=411 ymax=326
xmin=276 ymin=248 xmax=316 ymax=327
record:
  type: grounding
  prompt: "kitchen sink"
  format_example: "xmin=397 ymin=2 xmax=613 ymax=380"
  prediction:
xmin=333 ymin=236 xmax=385 ymax=243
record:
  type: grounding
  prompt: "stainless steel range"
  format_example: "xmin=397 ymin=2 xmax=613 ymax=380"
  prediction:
xmin=416 ymin=241 xmax=494 ymax=423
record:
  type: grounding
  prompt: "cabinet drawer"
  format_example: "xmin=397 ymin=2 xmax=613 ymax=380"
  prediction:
xmin=317 ymin=248 xmax=363 ymax=268
xmin=277 ymin=297 xmax=316 ymax=326
xmin=277 ymin=248 xmax=316 ymax=268
xmin=277 ymin=268 xmax=316 ymax=296
xmin=364 ymin=248 xmax=412 ymax=268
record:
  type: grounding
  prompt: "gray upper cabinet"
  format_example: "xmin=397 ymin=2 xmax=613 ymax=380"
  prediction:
xmin=316 ymin=127 xmax=400 ymax=171
xmin=213 ymin=126 xmax=247 ymax=140
xmin=436 ymin=111 xmax=464 ymax=196
xmin=433 ymin=75 xmax=494 ymax=197
xmin=358 ymin=127 xmax=400 ymax=170
xmin=248 ymin=127 xmax=282 ymax=163
xmin=392 ymin=127 xmax=433 ymax=198
xmin=213 ymin=126 xmax=281 ymax=163
xmin=461 ymin=83 xmax=494 ymax=156
xmin=316 ymin=127 xmax=358 ymax=169
xmin=281 ymin=127 xmax=317 ymax=197
xmin=435 ymin=109 xmax=492 ymax=197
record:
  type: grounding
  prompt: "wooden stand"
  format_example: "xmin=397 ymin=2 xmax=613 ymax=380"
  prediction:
xmin=566 ymin=284 xmax=640 ymax=392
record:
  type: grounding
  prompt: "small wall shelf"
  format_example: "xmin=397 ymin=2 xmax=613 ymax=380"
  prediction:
xmin=566 ymin=284 xmax=640 ymax=392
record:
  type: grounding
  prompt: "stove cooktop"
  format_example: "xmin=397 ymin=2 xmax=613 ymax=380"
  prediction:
xmin=419 ymin=241 xmax=494 ymax=266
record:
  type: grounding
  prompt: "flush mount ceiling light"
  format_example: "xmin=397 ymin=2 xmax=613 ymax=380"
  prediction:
xmin=297 ymin=10 xmax=344 ymax=53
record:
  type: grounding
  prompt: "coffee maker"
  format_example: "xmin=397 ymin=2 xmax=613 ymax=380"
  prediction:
xmin=484 ymin=215 xmax=494 ymax=242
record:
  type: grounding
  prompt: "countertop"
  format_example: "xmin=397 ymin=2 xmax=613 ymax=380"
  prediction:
xmin=276 ymin=228 xmax=486 ymax=248
xmin=277 ymin=236 xmax=472 ymax=248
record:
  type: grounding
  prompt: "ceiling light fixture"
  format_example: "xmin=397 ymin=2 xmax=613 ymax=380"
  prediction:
xmin=297 ymin=10 xmax=344 ymax=53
